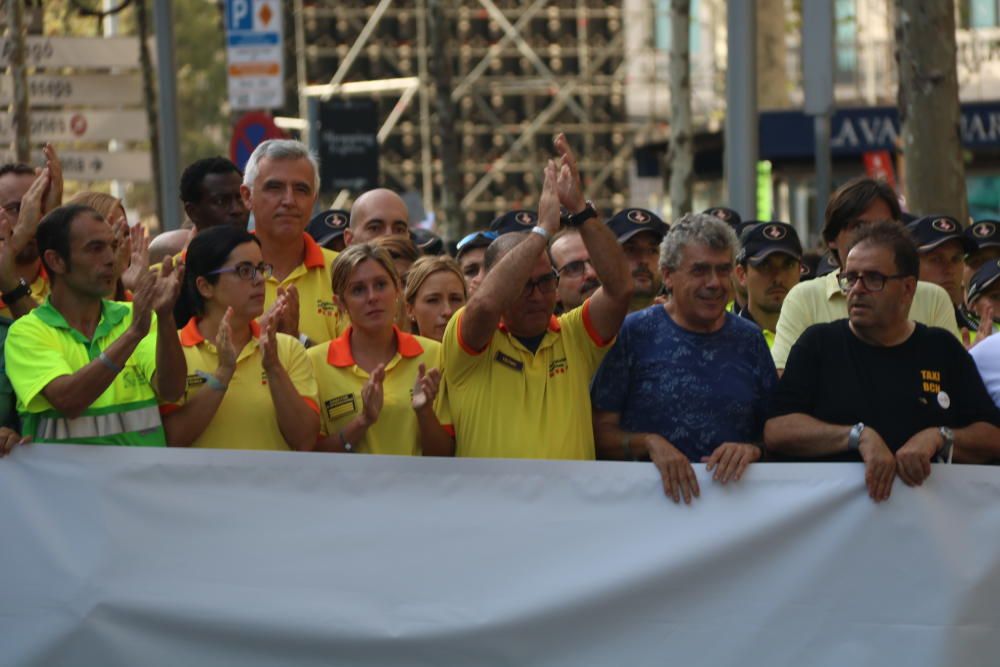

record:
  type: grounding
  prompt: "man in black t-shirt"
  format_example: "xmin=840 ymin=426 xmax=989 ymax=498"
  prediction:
xmin=765 ymin=222 xmax=1000 ymax=502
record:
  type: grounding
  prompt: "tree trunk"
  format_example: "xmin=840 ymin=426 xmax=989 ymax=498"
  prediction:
xmin=427 ymin=0 xmax=463 ymax=240
xmin=895 ymin=0 xmax=967 ymax=222
xmin=135 ymin=0 xmax=164 ymax=226
xmin=668 ymin=0 xmax=693 ymax=217
xmin=756 ymin=0 xmax=789 ymax=110
xmin=6 ymin=0 xmax=30 ymax=162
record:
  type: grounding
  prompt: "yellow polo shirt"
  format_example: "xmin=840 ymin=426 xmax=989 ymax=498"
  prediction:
xmin=440 ymin=300 xmax=612 ymax=460
xmin=308 ymin=326 xmax=441 ymax=456
xmin=160 ymin=318 xmax=319 ymax=450
xmin=771 ymin=271 xmax=961 ymax=369
xmin=0 ymin=264 xmax=49 ymax=319
xmin=264 ymin=233 xmax=346 ymax=345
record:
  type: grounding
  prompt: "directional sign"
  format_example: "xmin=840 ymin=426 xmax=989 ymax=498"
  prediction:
xmin=0 ymin=74 xmax=142 ymax=107
xmin=0 ymin=150 xmax=151 ymax=182
xmin=224 ymin=0 xmax=284 ymax=110
xmin=0 ymin=110 xmax=147 ymax=143
xmin=230 ymin=111 xmax=286 ymax=171
xmin=0 ymin=37 xmax=139 ymax=68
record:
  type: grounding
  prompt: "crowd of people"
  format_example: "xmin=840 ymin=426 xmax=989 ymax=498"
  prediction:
xmin=0 ymin=134 xmax=998 ymax=504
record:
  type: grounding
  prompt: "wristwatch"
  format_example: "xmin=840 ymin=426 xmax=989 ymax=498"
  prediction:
xmin=564 ymin=201 xmax=597 ymax=227
xmin=1 ymin=278 xmax=31 ymax=304
xmin=937 ymin=426 xmax=954 ymax=463
xmin=847 ymin=422 xmax=865 ymax=453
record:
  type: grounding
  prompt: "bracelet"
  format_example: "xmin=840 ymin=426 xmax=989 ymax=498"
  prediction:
xmin=298 ymin=333 xmax=313 ymax=348
xmin=98 ymin=351 xmax=123 ymax=373
xmin=339 ymin=430 xmax=354 ymax=453
xmin=195 ymin=370 xmax=228 ymax=392
xmin=530 ymin=225 xmax=551 ymax=241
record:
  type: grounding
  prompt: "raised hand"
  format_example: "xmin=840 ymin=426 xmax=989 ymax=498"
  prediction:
xmin=215 ymin=306 xmax=239 ymax=374
xmin=553 ymin=132 xmax=586 ymax=213
xmin=150 ymin=255 xmax=185 ymax=316
xmin=10 ymin=167 xmax=49 ymax=255
xmin=259 ymin=301 xmax=282 ymax=373
xmin=538 ymin=160 xmax=562 ymax=236
xmin=360 ymin=364 xmax=385 ymax=426
xmin=129 ymin=264 xmax=156 ymax=337
xmin=111 ymin=215 xmax=130 ymax=280
xmin=411 ymin=362 xmax=441 ymax=411
xmin=41 ymin=144 xmax=63 ymax=214
xmin=120 ymin=223 xmax=150 ymax=293
xmin=0 ymin=217 xmax=19 ymax=292
xmin=274 ymin=285 xmax=300 ymax=338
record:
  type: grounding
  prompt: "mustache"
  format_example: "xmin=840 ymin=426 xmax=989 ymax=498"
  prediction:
xmin=632 ymin=267 xmax=653 ymax=280
xmin=580 ymin=278 xmax=601 ymax=294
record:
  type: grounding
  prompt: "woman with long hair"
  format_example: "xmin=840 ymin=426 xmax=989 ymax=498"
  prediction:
xmin=403 ymin=255 xmax=467 ymax=342
xmin=309 ymin=244 xmax=453 ymax=456
xmin=160 ymin=225 xmax=319 ymax=450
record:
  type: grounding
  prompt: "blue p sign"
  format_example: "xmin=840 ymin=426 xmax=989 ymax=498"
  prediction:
xmin=226 ymin=0 xmax=252 ymax=31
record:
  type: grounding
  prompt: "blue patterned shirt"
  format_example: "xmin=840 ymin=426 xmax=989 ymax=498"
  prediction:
xmin=591 ymin=306 xmax=777 ymax=460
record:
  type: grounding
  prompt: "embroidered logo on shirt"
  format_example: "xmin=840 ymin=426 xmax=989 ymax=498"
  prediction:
xmin=316 ymin=299 xmax=337 ymax=315
xmin=325 ymin=393 xmax=357 ymax=420
xmin=495 ymin=351 xmax=524 ymax=372
xmin=549 ymin=358 xmax=568 ymax=377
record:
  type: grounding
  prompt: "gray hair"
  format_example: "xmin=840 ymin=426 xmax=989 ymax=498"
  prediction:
xmin=659 ymin=213 xmax=738 ymax=271
xmin=242 ymin=139 xmax=320 ymax=193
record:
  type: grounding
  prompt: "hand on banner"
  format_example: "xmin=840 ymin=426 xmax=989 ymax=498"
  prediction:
xmin=702 ymin=442 xmax=762 ymax=484
xmin=360 ymin=364 xmax=386 ymax=427
xmin=858 ymin=427 xmax=895 ymax=502
xmin=647 ymin=434 xmax=700 ymax=504
xmin=896 ymin=428 xmax=940 ymax=487
xmin=0 ymin=427 xmax=28 ymax=457
xmin=411 ymin=363 xmax=441 ymax=412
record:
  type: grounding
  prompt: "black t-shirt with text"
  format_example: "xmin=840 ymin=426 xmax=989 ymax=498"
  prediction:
xmin=769 ymin=320 xmax=1000 ymax=459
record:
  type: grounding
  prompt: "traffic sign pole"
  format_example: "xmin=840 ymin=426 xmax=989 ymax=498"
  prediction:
xmin=154 ymin=0 xmax=181 ymax=230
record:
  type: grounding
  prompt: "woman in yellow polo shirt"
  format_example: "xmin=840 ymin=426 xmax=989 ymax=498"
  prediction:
xmin=403 ymin=256 xmax=467 ymax=342
xmin=308 ymin=244 xmax=453 ymax=456
xmin=160 ymin=226 xmax=320 ymax=450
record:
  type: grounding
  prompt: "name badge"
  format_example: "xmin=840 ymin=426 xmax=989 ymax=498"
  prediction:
xmin=495 ymin=351 xmax=524 ymax=372
xmin=325 ymin=394 xmax=357 ymax=420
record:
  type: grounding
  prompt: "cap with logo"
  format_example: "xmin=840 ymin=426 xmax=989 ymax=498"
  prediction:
xmin=489 ymin=210 xmax=538 ymax=236
xmin=967 ymin=258 xmax=1000 ymax=304
xmin=737 ymin=221 xmax=803 ymax=265
xmin=306 ymin=209 xmax=350 ymax=247
xmin=906 ymin=215 xmax=976 ymax=254
xmin=965 ymin=219 xmax=1000 ymax=251
xmin=410 ymin=228 xmax=445 ymax=256
xmin=703 ymin=206 xmax=742 ymax=230
xmin=605 ymin=208 xmax=669 ymax=243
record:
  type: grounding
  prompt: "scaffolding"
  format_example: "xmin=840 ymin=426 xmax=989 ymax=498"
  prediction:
xmin=293 ymin=0 xmax=659 ymax=236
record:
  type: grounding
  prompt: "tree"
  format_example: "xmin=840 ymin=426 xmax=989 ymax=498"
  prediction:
xmin=668 ymin=0 xmax=693 ymax=217
xmin=895 ymin=1 xmax=968 ymax=222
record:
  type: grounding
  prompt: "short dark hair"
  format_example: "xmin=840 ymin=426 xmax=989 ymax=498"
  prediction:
xmin=179 ymin=157 xmax=241 ymax=204
xmin=36 ymin=204 xmax=103 ymax=283
xmin=822 ymin=177 xmax=902 ymax=263
xmin=485 ymin=231 xmax=536 ymax=272
xmin=181 ymin=225 xmax=259 ymax=317
xmin=846 ymin=220 xmax=920 ymax=279
xmin=0 ymin=163 xmax=35 ymax=180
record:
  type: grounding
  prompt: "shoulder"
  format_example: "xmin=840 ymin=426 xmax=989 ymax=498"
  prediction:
xmin=8 ymin=308 xmax=47 ymax=336
xmin=412 ymin=334 xmax=441 ymax=355
xmin=915 ymin=323 xmax=967 ymax=352
xmin=786 ymin=276 xmax=828 ymax=303
xmin=797 ymin=320 xmax=846 ymax=347
xmin=914 ymin=280 xmax=952 ymax=305
xmin=724 ymin=311 xmax=763 ymax=336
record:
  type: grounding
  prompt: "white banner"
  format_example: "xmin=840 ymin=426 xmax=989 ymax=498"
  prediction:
xmin=2 ymin=446 xmax=1000 ymax=667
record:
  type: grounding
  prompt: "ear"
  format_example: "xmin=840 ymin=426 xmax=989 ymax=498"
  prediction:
xmin=734 ymin=263 xmax=749 ymax=288
xmin=332 ymin=292 xmax=346 ymax=315
xmin=660 ymin=266 xmax=674 ymax=293
xmin=239 ymin=184 xmax=252 ymax=210
xmin=404 ymin=300 xmax=415 ymax=321
xmin=43 ymin=248 xmax=67 ymax=277
xmin=195 ymin=275 xmax=214 ymax=301
xmin=343 ymin=228 xmax=354 ymax=246
xmin=183 ymin=200 xmax=198 ymax=225
xmin=827 ymin=240 xmax=842 ymax=268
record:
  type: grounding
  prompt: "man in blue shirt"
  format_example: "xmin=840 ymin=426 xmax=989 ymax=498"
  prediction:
xmin=592 ymin=213 xmax=777 ymax=504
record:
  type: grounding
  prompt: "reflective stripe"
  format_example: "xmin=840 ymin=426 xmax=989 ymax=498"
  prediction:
xmin=34 ymin=404 xmax=162 ymax=441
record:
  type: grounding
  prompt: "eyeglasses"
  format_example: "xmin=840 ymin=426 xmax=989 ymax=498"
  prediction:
xmin=521 ymin=271 xmax=559 ymax=297
xmin=208 ymin=261 xmax=274 ymax=281
xmin=837 ymin=270 xmax=908 ymax=293
xmin=456 ymin=230 xmax=497 ymax=253
xmin=558 ymin=258 xmax=595 ymax=278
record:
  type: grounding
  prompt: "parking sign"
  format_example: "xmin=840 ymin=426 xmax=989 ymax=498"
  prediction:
xmin=224 ymin=0 xmax=283 ymax=110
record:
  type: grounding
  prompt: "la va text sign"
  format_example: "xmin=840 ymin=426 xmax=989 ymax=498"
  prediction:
xmin=0 ymin=73 xmax=142 ymax=107
xmin=0 ymin=110 xmax=147 ymax=143
xmin=0 ymin=36 xmax=139 ymax=69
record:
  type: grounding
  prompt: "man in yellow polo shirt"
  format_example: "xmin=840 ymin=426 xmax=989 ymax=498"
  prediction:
xmin=5 ymin=204 xmax=186 ymax=446
xmin=440 ymin=135 xmax=632 ymax=459
xmin=241 ymin=139 xmax=343 ymax=347
xmin=772 ymin=177 xmax=959 ymax=371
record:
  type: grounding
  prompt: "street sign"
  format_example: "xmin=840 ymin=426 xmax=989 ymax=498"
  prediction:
xmin=0 ymin=73 xmax=142 ymax=107
xmin=0 ymin=36 xmax=139 ymax=68
xmin=0 ymin=110 xmax=148 ymax=142
xmin=230 ymin=111 xmax=286 ymax=171
xmin=0 ymin=150 xmax=151 ymax=182
xmin=224 ymin=0 xmax=284 ymax=110
xmin=318 ymin=98 xmax=379 ymax=193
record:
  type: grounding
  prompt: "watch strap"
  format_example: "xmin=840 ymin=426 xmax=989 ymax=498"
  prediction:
xmin=847 ymin=422 xmax=865 ymax=453
xmin=1 ymin=278 xmax=31 ymax=304
xmin=565 ymin=201 xmax=597 ymax=227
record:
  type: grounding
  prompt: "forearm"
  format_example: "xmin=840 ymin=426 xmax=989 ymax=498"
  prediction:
xmin=467 ymin=232 xmax=548 ymax=323
xmin=266 ymin=365 xmax=320 ymax=451
xmin=763 ymin=413 xmax=851 ymax=457
xmin=415 ymin=405 xmax=455 ymax=456
xmin=162 ymin=365 xmax=233 ymax=446
xmin=315 ymin=414 xmax=371 ymax=453
xmin=42 ymin=328 xmax=144 ymax=417
xmin=593 ymin=418 xmax=651 ymax=461
xmin=153 ymin=314 xmax=186 ymax=402
xmin=579 ymin=217 xmax=632 ymax=300
xmin=952 ymin=422 xmax=1000 ymax=464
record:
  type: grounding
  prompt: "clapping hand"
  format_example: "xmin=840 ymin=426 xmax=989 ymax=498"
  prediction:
xmin=411 ymin=362 xmax=441 ymax=412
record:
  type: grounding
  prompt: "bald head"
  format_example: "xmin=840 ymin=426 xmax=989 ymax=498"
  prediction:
xmin=149 ymin=228 xmax=194 ymax=265
xmin=346 ymin=188 xmax=410 ymax=245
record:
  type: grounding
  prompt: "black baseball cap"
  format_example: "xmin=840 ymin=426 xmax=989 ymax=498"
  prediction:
xmin=737 ymin=221 xmax=802 ymax=266
xmin=605 ymin=208 xmax=669 ymax=243
xmin=703 ymin=206 xmax=742 ymax=229
xmin=967 ymin=258 xmax=1000 ymax=304
xmin=306 ymin=209 xmax=350 ymax=247
xmin=489 ymin=210 xmax=537 ymax=235
xmin=906 ymin=215 xmax=976 ymax=254
xmin=410 ymin=228 xmax=445 ymax=256
xmin=966 ymin=219 xmax=1000 ymax=251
